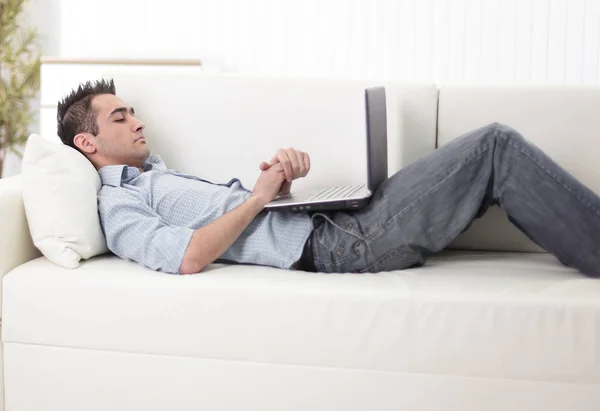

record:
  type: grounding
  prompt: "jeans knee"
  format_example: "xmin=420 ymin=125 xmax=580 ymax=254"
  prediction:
xmin=487 ymin=122 xmax=524 ymax=146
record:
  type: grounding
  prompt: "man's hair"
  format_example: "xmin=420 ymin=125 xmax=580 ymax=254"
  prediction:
xmin=57 ymin=79 xmax=116 ymax=152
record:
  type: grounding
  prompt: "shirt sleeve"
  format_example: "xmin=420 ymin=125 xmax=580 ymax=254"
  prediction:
xmin=98 ymin=188 xmax=195 ymax=274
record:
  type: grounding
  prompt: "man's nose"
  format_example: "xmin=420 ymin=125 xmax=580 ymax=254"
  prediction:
xmin=134 ymin=120 xmax=145 ymax=132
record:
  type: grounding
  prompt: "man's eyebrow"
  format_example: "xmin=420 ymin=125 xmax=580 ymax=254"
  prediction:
xmin=108 ymin=106 xmax=135 ymax=118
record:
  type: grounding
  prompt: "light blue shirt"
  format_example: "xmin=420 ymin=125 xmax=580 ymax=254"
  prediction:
xmin=97 ymin=154 xmax=314 ymax=274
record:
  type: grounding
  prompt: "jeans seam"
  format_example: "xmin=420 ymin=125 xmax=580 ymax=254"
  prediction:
xmin=360 ymin=246 xmax=416 ymax=273
xmin=317 ymin=246 xmax=364 ymax=267
xmin=315 ymin=239 xmax=367 ymax=268
xmin=365 ymin=145 xmax=494 ymax=241
xmin=310 ymin=213 xmax=364 ymax=240
xmin=503 ymin=138 xmax=600 ymax=220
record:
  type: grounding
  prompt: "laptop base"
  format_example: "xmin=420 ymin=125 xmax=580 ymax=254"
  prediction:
xmin=264 ymin=196 xmax=370 ymax=212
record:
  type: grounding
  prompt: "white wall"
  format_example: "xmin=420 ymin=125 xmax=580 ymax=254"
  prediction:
xmin=58 ymin=0 xmax=600 ymax=85
xmin=6 ymin=0 xmax=600 ymax=176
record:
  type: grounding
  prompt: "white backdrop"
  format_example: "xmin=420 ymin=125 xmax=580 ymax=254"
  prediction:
xmin=6 ymin=0 xmax=600 ymax=177
xmin=56 ymin=0 xmax=600 ymax=85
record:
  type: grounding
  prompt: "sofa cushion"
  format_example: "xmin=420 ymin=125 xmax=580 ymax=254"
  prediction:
xmin=21 ymin=134 xmax=109 ymax=268
xmin=438 ymin=86 xmax=600 ymax=252
xmin=4 ymin=252 xmax=599 ymax=384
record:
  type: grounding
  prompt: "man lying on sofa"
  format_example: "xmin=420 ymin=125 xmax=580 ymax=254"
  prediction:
xmin=56 ymin=79 xmax=600 ymax=277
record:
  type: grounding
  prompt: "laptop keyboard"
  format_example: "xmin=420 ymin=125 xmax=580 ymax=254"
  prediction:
xmin=307 ymin=184 xmax=365 ymax=201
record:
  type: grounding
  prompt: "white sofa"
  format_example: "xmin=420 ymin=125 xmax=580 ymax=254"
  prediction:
xmin=0 ymin=73 xmax=599 ymax=411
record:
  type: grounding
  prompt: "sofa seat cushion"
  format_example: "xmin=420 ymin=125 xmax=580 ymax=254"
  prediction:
xmin=3 ymin=251 xmax=599 ymax=384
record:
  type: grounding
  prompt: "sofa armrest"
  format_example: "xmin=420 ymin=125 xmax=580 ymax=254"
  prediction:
xmin=0 ymin=175 xmax=41 ymax=277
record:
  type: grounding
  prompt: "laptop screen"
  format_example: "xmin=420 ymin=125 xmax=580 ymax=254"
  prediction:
xmin=365 ymin=87 xmax=388 ymax=193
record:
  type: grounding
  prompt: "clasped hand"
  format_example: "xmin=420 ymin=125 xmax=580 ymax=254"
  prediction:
xmin=252 ymin=147 xmax=311 ymax=206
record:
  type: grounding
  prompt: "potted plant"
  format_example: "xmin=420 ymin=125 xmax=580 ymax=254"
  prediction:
xmin=0 ymin=0 xmax=41 ymax=178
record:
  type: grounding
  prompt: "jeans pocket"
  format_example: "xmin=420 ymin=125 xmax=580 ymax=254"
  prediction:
xmin=314 ymin=221 xmax=350 ymax=257
xmin=311 ymin=213 xmax=371 ymax=273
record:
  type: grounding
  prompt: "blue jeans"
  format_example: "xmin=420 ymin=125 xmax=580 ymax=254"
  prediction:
xmin=308 ymin=122 xmax=600 ymax=277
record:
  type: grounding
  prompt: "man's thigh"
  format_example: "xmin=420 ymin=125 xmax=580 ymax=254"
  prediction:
xmin=311 ymin=123 xmax=497 ymax=273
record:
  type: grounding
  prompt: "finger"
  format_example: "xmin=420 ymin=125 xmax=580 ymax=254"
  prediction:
xmin=269 ymin=154 xmax=279 ymax=165
xmin=259 ymin=161 xmax=270 ymax=170
xmin=297 ymin=151 xmax=309 ymax=177
xmin=270 ymin=162 xmax=285 ymax=173
xmin=292 ymin=148 xmax=305 ymax=178
xmin=267 ymin=164 xmax=286 ymax=187
xmin=278 ymin=180 xmax=292 ymax=195
xmin=285 ymin=147 xmax=301 ymax=179
xmin=277 ymin=149 xmax=293 ymax=182
xmin=294 ymin=150 xmax=307 ymax=177
xmin=281 ymin=149 xmax=295 ymax=182
xmin=303 ymin=152 xmax=310 ymax=175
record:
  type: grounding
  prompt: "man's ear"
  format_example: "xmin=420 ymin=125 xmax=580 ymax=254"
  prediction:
xmin=73 ymin=133 xmax=97 ymax=154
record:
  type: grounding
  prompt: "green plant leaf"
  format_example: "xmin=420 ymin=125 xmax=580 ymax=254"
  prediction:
xmin=0 ymin=0 xmax=40 ymax=161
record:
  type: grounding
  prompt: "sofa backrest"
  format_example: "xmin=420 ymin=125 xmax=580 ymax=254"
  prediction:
xmin=438 ymin=85 xmax=600 ymax=252
xmin=106 ymin=72 xmax=438 ymax=193
xmin=104 ymin=71 xmax=600 ymax=254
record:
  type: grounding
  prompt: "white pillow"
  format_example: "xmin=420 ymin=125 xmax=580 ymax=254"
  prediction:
xmin=21 ymin=134 xmax=108 ymax=268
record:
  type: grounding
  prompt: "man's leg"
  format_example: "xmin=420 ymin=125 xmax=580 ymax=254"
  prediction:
xmin=310 ymin=122 xmax=600 ymax=277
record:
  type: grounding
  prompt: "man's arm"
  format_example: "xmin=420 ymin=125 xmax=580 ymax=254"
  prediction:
xmin=100 ymin=162 xmax=286 ymax=275
xmin=179 ymin=196 xmax=264 ymax=273
xmin=179 ymin=162 xmax=287 ymax=274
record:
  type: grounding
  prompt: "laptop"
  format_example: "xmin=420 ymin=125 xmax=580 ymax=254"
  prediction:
xmin=264 ymin=86 xmax=388 ymax=212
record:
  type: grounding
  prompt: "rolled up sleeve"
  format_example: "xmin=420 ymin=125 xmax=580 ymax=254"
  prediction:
xmin=98 ymin=188 xmax=195 ymax=274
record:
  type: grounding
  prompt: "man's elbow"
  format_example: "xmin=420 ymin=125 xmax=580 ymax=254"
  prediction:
xmin=179 ymin=256 xmax=207 ymax=275
xmin=179 ymin=232 xmax=213 ymax=274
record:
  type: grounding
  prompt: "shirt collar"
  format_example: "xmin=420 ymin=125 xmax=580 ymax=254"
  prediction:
xmin=98 ymin=154 xmax=167 ymax=187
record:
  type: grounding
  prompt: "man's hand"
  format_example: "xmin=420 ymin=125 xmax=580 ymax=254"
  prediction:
xmin=251 ymin=163 xmax=287 ymax=207
xmin=259 ymin=147 xmax=311 ymax=182
xmin=259 ymin=147 xmax=311 ymax=196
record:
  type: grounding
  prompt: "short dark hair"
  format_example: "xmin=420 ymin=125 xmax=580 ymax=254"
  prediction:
xmin=57 ymin=79 xmax=116 ymax=152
